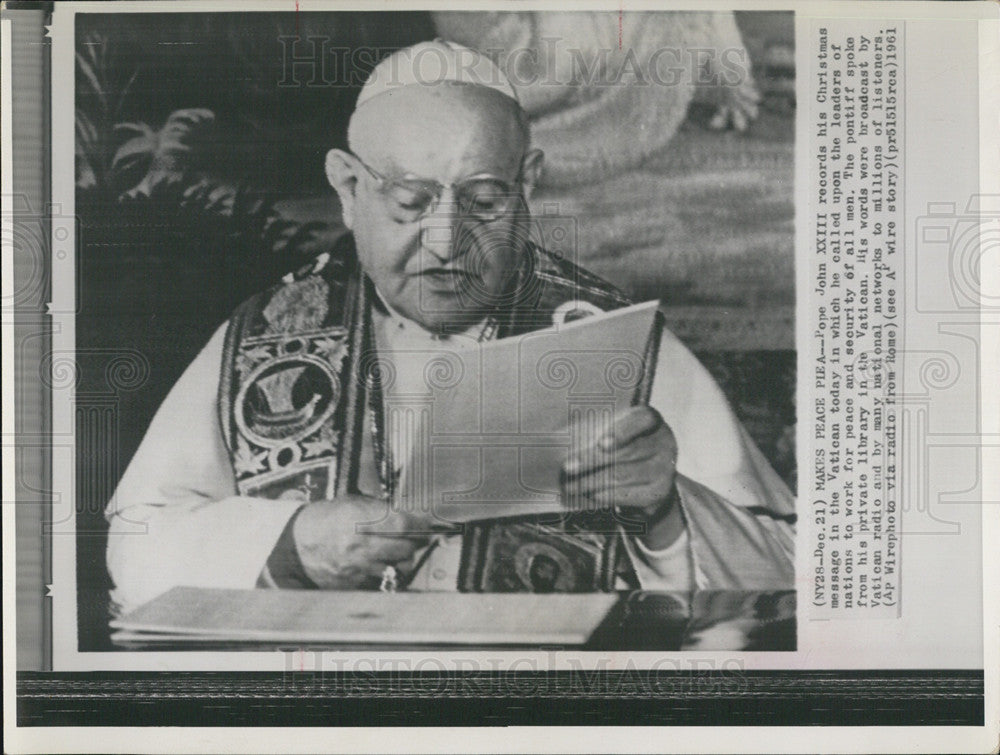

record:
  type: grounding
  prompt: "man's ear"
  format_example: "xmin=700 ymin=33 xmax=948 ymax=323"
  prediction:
xmin=325 ymin=149 xmax=359 ymax=229
xmin=519 ymin=149 xmax=545 ymax=201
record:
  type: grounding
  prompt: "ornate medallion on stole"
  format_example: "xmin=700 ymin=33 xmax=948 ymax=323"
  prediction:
xmin=221 ymin=261 xmax=354 ymax=503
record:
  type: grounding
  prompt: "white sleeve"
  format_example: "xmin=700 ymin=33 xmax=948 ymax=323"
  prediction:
xmin=622 ymin=523 xmax=694 ymax=591
xmin=623 ymin=475 xmax=794 ymax=591
xmin=105 ymin=324 xmax=303 ymax=613
xmin=625 ymin=327 xmax=796 ymax=589
xmin=648 ymin=327 xmax=795 ymax=517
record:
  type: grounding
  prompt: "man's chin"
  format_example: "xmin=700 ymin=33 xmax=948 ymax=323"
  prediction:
xmin=412 ymin=310 xmax=489 ymax=335
xmin=396 ymin=289 xmax=496 ymax=334
xmin=392 ymin=302 xmax=486 ymax=335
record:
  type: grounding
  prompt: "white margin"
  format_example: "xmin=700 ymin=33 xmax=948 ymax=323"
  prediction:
xmin=5 ymin=0 xmax=996 ymax=752
xmin=976 ymin=7 xmax=1000 ymax=752
xmin=2 ymin=14 xmax=21 ymax=754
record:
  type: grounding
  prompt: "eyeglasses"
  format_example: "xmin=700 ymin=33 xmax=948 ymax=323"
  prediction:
xmin=352 ymin=153 xmax=525 ymax=224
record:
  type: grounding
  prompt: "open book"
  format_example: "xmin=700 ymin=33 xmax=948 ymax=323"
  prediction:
xmin=384 ymin=300 xmax=662 ymax=524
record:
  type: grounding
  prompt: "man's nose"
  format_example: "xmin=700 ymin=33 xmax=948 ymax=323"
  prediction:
xmin=419 ymin=189 xmax=464 ymax=264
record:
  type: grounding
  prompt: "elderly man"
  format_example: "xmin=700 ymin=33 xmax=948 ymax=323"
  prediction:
xmin=106 ymin=41 xmax=794 ymax=612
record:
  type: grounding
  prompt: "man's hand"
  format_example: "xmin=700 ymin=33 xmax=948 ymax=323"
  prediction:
xmin=291 ymin=495 xmax=434 ymax=589
xmin=561 ymin=406 xmax=684 ymax=551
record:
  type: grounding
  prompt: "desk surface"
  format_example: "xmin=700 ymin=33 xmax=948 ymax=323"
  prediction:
xmin=99 ymin=588 xmax=796 ymax=652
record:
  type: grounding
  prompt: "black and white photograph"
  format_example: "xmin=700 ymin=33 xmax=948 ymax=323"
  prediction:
xmin=71 ymin=8 xmax=798 ymax=653
xmin=4 ymin=0 xmax=998 ymax=750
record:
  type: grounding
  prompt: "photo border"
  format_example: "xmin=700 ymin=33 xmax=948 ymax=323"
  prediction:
xmin=16 ymin=670 xmax=985 ymax=727
xmin=4 ymin=0 xmax=998 ymax=749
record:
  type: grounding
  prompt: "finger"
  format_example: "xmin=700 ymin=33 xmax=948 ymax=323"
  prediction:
xmin=563 ymin=443 xmax=661 ymax=482
xmin=357 ymin=516 xmax=435 ymax=540
xmin=562 ymin=461 xmax=668 ymax=507
xmin=351 ymin=502 xmax=439 ymax=538
xmin=364 ymin=535 xmax=423 ymax=563
xmin=563 ymin=431 xmax=677 ymax=502
xmin=604 ymin=406 xmax=663 ymax=450
xmin=562 ymin=484 xmax=663 ymax=515
xmin=392 ymin=509 xmax=460 ymax=537
xmin=565 ymin=408 xmax=663 ymax=474
xmin=386 ymin=494 xmax=465 ymax=529
xmin=573 ymin=405 xmax=659 ymax=456
xmin=564 ymin=441 xmax=647 ymax=479
xmin=563 ymin=461 xmax=655 ymax=497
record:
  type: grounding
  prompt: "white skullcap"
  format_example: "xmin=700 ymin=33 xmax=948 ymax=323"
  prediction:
xmin=354 ymin=39 xmax=519 ymax=110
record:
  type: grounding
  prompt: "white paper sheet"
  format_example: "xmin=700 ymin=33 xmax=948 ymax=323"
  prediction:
xmin=386 ymin=300 xmax=660 ymax=524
